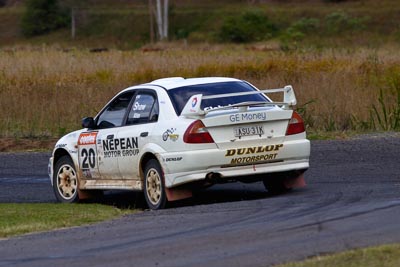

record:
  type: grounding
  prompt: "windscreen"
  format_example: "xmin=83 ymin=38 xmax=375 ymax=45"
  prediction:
xmin=168 ymin=81 xmax=269 ymax=115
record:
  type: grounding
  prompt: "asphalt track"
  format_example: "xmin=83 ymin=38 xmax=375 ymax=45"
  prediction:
xmin=0 ymin=133 xmax=399 ymax=267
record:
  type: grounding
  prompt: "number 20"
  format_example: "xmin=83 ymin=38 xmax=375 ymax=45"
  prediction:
xmin=81 ymin=148 xmax=96 ymax=169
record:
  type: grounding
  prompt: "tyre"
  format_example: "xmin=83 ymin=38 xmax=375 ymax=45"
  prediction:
xmin=144 ymin=159 xmax=167 ymax=210
xmin=263 ymin=178 xmax=290 ymax=195
xmin=53 ymin=156 xmax=79 ymax=203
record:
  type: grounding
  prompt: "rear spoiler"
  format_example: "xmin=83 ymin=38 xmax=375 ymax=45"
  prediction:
xmin=181 ymin=85 xmax=296 ymax=117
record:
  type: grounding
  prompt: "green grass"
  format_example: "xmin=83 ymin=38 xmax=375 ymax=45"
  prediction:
xmin=0 ymin=203 xmax=135 ymax=238
xmin=306 ymin=130 xmax=356 ymax=140
xmin=278 ymin=244 xmax=400 ymax=267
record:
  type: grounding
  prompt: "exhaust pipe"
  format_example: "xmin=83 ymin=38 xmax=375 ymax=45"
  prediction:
xmin=206 ymin=172 xmax=221 ymax=183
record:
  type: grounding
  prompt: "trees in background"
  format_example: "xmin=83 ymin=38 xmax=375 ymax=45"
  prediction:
xmin=219 ymin=11 xmax=277 ymax=43
xmin=21 ymin=0 xmax=69 ymax=37
xmin=149 ymin=0 xmax=169 ymax=41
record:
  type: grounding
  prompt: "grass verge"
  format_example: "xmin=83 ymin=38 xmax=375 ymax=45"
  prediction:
xmin=278 ymin=244 xmax=400 ymax=267
xmin=0 ymin=203 xmax=135 ymax=238
xmin=0 ymin=137 xmax=57 ymax=152
xmin=1 ymin=45 xmax=400 ymax=138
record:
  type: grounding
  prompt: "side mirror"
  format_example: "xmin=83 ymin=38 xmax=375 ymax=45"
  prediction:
xmin=82 ymin=117 xmax=95 ymax=129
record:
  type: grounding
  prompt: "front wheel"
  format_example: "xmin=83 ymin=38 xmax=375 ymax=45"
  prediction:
xmin=53 ymin=156 xmax=79 ymax=203
xmin=144 ymin=159 xmax=167 ymax=210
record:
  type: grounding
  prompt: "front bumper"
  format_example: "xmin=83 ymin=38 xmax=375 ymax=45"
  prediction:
xmin=48 ymin=157 xmax=53 ymax=186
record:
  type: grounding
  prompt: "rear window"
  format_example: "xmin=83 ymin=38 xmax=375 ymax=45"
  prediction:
xmin=168 ymin=81 xmax=269 ymax=115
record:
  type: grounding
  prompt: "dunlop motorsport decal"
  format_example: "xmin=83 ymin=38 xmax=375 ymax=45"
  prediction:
xmin=225 ymin=144 xmax=283 ymax=164
xmin=103 ymin=137 xmax=139 ymax=158
xmin=55 ymin=143 xmax=67 ymax=149
xmin=165 ymin=157 xmax=182 ymax=162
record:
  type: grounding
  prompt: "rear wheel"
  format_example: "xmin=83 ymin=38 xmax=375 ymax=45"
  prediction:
xmin=144 ymin=159 xmax=167 ymax=210
xmin=53 ymin=156 xmax=79 ymax=203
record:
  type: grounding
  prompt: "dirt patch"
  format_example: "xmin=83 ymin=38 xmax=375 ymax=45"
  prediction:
xmin=0 ymin=138 xmax=57 ymax=152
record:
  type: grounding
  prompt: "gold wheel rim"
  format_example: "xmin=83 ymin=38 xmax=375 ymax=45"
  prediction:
xmin=57 ymin=164 xmax=77 ymax=200
xmin=146 ymin=168 xmax=162 ymax=205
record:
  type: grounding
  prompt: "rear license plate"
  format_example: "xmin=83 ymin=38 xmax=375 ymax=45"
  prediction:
xmin=234 ymin=125 xmax=264 ymax=137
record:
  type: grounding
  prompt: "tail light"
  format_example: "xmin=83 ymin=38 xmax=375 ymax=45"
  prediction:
xmin=286 ymin=111 xmax=305 ymax=135
xmin=184 ymin=120 xmax=214 ymax=143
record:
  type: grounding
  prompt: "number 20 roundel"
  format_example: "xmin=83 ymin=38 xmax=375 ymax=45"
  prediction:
xmin=78 ymin=132 xmax=98 ymax=169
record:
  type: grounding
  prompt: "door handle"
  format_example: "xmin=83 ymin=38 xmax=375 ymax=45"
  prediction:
xmin=140 ymin=132 xmax=149 ymax=137
xmin=107 ymin=134 xmax=114 ymax=139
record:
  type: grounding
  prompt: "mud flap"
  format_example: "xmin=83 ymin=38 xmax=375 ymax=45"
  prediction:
xmin=78 ymin=189 xmax=103 ymax=200
xmin=165 ymin=186 xmax=193 ymax=202
xmin=283 ymin=173 xmax=306 ymax=189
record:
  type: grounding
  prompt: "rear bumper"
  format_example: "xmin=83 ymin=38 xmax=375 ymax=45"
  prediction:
xmin=165 ymin=159 xmax=309 ymax=187
xmin=162 ymin=139 xmax=310 ymax=188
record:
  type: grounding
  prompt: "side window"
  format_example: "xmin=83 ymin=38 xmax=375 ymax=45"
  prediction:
xmin=149 ymin=99 xmax=159 ymax=122
xmin=127 ymin=94 xmax=158 ymax=125
xmin=97 ymin=92 xmax=134 ymax=129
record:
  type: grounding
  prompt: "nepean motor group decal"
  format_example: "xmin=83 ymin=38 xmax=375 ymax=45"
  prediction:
xmin=102 ymin=137 xmax=139 ymax=158
xmin=225 ymin=144 xmax=283 ymax=164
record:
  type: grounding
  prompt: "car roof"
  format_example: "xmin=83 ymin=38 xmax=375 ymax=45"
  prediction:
xmin=148 ymin=77 xmax=241 ymax=90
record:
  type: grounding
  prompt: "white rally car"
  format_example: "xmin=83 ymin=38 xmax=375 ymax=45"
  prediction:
xmin=49 ymin=77 xmax=310 ymax=209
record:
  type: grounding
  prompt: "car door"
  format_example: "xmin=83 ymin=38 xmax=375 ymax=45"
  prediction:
xmin=117 ymin=91 xmax=159 ymax=180
xmin=91 ymin=91 xmax=135 ymax=180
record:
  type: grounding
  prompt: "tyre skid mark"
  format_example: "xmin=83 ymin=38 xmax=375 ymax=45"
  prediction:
xmin=277 ymin=200 xmax=400 ymax=233
xmin=0 ymin=176 xmax=49 ymax=184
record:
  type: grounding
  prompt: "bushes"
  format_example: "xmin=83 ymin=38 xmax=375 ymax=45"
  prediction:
xmin=21 ymin=0 xmax=69 ymax=37
xmin=218 ymin=9 xmax=366 ymax=45
xmin=280 ymin=11 xmax=367 ymax=46
xmin=219 ymin=10 xmax=277 ymax=43
xmin=325 ymin=11 xmax=367 ymax=34
xmin=283 ymin=18 xmax=320 ymax=41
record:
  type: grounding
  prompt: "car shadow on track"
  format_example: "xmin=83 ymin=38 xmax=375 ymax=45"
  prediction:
xmin=95 ymin=183 xmax=280 ymax=210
